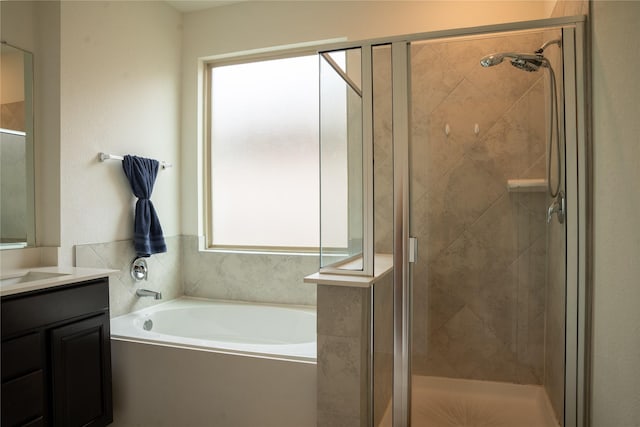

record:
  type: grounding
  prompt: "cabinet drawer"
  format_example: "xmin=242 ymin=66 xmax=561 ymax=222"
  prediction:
xmin=1 ymin=333 xmax=42 ymax=382
xmin=1 ymin=370 xmax=44 ymax=427
xmin=1 ymin=278 xmax=109 ymax=337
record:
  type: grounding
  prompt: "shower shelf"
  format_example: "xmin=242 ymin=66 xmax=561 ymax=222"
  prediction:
xmin=507 ymin=178 xmax=547 ymax=193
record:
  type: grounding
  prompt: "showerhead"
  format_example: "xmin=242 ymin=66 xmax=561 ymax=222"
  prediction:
xmin=479 ymin=52 xmax=547 ymax=72
xmin=510 ymin=57 xmax=545 ymax=72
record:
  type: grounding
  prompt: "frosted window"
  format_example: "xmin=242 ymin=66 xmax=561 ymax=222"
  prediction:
xmin=210 ymin=56 xmax=321 ymax=248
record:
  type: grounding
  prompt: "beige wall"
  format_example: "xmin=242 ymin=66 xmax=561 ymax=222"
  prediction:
xmin=0 ymin=1 xmax=35 ymax=50
xmin=58 ymin=1 xmax=182 ymax=266
xmin=34 ymin=1 xmax=61 ymax=250
xmin=590 ymin=1 xmax=640 ymax=424
xmin=1 ymin=1 xmax=182 ymax=266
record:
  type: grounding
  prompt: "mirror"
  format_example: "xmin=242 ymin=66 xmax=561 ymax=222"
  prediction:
xmin=1 ymin=41 xmax=34 ymax=249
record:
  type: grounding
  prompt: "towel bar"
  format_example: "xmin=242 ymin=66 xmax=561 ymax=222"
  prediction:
xmin=98 ymin=152 xmax=172 ymax=169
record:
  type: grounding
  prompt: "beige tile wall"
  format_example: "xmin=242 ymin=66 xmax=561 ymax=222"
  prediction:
xmin=317 ymin=284 xmax=370 ymax=426
xmin=76 ymin=235 xmax=318 ymax=318
xmin=316 ymin=274 xmax=394 ymax=427
xmin=182 ymin=235 xmax=318 ymax=305
xmin=372 ymin=273 xmax=393 ymax=427
xmin=75 ymin=236 xmax=183 ymax=317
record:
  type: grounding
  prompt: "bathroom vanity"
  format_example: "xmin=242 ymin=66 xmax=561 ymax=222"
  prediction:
xmin=1 ymin=268 xmax=116 ymax=426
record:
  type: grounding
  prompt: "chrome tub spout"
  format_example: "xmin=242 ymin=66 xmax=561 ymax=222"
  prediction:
xmin=136 ymin=289 xmax=162 ymax=300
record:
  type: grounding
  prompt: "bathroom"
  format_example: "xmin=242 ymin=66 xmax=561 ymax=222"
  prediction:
xmin=1 ymin=0 xmax=639 ymax=426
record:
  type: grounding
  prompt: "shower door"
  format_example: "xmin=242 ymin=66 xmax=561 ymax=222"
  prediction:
xmin=402 ymin=22 xmax=587 ymax=427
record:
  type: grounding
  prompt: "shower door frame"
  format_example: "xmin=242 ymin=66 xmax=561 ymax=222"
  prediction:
xmin=316 ymin=14 xmax=589 ymax=426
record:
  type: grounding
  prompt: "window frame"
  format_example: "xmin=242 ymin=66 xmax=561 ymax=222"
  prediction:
xmin=203 ymin=50 xmax=323 ymax=254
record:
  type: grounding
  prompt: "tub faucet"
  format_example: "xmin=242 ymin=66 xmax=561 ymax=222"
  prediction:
xmin=136 ymin=289 xmax=162 ymax=300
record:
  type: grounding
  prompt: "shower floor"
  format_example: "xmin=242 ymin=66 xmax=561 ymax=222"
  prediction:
xmin=410 ymin=376 xmax=560 ymax=427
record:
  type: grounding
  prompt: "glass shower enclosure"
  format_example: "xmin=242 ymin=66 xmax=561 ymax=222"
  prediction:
xmin=318 ymin=15 xmax=588 ymax=427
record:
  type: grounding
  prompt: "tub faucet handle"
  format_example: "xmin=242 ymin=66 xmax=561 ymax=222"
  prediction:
xmin=131 ymin=257 xmax=148 ymax=281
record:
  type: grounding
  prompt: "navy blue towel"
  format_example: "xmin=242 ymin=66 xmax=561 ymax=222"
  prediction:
xmin=122 ymin=155 xmax=167 ymax=257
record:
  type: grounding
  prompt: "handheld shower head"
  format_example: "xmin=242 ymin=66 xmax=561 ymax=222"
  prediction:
xmin=480 ymin=53 xmax=506 ymax=67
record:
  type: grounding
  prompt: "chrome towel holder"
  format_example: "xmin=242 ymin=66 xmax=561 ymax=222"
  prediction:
xmin=98 ymin=152 xmax=172 ymax=169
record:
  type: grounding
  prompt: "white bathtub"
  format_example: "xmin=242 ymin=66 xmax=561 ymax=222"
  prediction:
xmin=109 ymin=297 xmax=317 ymax=427
xmin=110 ymin=297 xmax=316 ymax=361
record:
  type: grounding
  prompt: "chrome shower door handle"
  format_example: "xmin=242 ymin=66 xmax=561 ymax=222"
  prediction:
xmin=409 ymin=237 xmax=418 ymax=263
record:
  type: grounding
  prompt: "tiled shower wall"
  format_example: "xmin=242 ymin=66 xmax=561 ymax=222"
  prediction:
xmin=75 ymin=235 xmax=318 ymax=317
xmin=410 ymin=33 xmax=550 ymax=384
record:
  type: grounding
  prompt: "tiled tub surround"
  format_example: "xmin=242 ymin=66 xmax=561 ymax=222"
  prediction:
xmin=75 ymin=235 xmax=319 ymax=317
xmin=410 ymin=32 xmax=553 ymax=385
xmin=317 ymin=284 xmax=371 ymax=426
xmin=76 ymin=236 xmax=183 ymax=317
xmin=309 ymin=261 xmax=393 ymax=427
xmin=182 ymin=235 xmax=317 ymax=306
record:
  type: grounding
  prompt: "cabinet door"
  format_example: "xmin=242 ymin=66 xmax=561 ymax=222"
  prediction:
xmin=50 ymin=314 xmax=113 ymax=427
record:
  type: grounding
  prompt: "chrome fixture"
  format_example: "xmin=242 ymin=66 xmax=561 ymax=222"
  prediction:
xmin=479 ymin=39 xmax=561 ymax=72
xmin=130 ymin=257 xmax=148 ymax=281
xmin=136 ymin=289 xmax=162 ymax=300
xmin=480 ymin=39 xmax=562 ymax=198
xmin=547 ymin=191 xmax=566 ymax=224
xmin=536 ymin=38 xmax=562 ymax=54
xmin=98 ymin=152 xmax=172 ymax=169
xmin=479 ymin=51 xmax=548 ymax=72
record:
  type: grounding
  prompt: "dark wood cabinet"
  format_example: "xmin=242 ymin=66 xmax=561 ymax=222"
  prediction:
xmin=1 ymin=278 xmax=113 ymax=427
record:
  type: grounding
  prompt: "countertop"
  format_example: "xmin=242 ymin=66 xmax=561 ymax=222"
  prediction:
xmin=1 ymin=266 xmax=118 ymax=297
xmin=303 ymin=253 xmax=393 ymax=288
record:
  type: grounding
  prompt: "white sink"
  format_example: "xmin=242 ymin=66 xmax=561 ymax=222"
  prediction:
xmin=0 ymin=271 xmax=70 ymax=287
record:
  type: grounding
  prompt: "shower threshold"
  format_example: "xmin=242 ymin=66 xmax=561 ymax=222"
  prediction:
xmin=380 ymin=375 xmax=560 ymax=427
